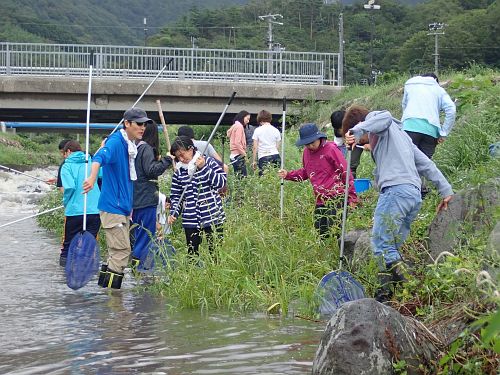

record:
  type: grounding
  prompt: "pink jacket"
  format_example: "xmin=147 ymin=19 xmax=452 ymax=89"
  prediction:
xmin=285 ymin=140 xmax=357 ymax=206
xmin=227 ymin=121 xmax=246 ymax=156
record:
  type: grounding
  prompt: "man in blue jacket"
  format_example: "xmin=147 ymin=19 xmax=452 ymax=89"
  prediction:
xmin=83 ymin=107 xmax=150 ymax=289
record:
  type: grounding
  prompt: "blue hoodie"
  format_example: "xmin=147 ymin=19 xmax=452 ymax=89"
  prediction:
xmin=92 ymin=131 xmax=134 ymax=216
xmin=61 ymin=151 xmax=100 ymax=216
xmin=401 ymin=76 xmax=456 ymax=137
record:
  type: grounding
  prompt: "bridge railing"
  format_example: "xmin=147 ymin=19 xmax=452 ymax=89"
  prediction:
xmin=0 ymin=42 xmax=339 ymax=85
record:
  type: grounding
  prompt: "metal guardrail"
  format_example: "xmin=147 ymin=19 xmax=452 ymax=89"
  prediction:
xmin=0 ymin=42 xmax=339 ymax=85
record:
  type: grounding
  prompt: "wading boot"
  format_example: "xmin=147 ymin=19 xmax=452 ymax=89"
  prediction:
xmin=97 ymin=264 xmax=108 ymax=287
xmin=374 ymin=272 xmax=393 ymax=304
xmin=100 ymin=268 xmax=124 ymax=289
xmin=59 ymin=255 xmax=67 ymax=267
xmin=130 ymin=256 xmax=140 ymax=278
xmin=387 ymin=261 xmax=408 ymax=284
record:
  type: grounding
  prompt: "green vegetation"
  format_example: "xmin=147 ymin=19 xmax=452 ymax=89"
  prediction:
xmin=36 ymin=66 xmax=499 ymax=373
xmin=0 ymin=132 xmax=61 ymax=165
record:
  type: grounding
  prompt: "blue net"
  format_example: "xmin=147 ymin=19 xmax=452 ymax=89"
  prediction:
xmin=315 ymin=270 xmax=366 ymax=316
xmin=65 ymin=231 xmax=100 ymax=290
xmin=139 ymin=237 xmax=176 ymax=272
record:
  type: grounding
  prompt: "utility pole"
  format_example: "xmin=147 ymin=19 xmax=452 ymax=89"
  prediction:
xmin=363 ymin=0 xmax=380 ymax=84
xmin=143 ymin=17 xmax=148 ymax=47
xmin=338 ymin=12 xmax=344 ymax=86
xmin=428 ymin=22 xmax=445 ymax=76
xmin=258 ymin=14 xmax=283 ymax=50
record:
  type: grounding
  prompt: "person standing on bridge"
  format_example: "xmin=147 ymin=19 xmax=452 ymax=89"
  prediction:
xmin=83 ymin=107 xmax=150 ymax=289
xmin=130 ymin=120 xmax=173 ymax=273
xmin=227 ymin=110 xmax=250 ymax=177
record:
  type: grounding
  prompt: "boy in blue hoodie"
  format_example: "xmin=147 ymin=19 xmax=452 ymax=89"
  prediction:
xmin=83 ymin=107 xmax=150 ymax=289
xmin=59 ymin=140 xmax=101 ymax=267
xmin=344 ymin=105 xmax=453 ymax=302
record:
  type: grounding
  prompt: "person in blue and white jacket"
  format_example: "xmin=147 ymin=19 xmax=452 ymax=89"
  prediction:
xmin=167 ymin=136 xmax=227 ymax=257
xmin=401 ymin=73 xmax=456 ymax=159
xmin=60 ymin=140 xmax=101 ymax=267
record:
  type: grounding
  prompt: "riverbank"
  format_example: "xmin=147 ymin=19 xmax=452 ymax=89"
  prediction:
xmin=33 ymin=66 xmax=499 ymax=373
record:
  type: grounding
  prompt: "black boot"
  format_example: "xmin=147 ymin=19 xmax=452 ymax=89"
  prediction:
xmin=387 ymin=261 xmax=408 ymax=284
xmin=97 ymin=264 xmax=108 ymax=287
xmin=130 ymin=256 xmax=140 ymax=277
xmin=100 ymin=268 xmax=124 ymax=289
xmin=374 ymin=272 xmax=393 ymax=303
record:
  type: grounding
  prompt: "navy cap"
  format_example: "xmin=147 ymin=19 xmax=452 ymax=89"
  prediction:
xmin=123 ymin=107 xmax=151 ymax=123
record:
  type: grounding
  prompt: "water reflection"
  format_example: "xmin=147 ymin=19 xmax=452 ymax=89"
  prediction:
xmin=0 ymin=171 xmax=322 ymax=374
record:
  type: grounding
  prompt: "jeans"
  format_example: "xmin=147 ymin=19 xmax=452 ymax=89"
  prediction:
xmin=372 ymin=184 xmax=422 ymax=267
xmin=258 ymin=154 xmax=281 ymax=176
xmin=230 ymin=155 xmax=247 ymax=178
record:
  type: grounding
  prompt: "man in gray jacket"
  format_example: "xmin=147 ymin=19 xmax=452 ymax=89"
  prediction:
xmin=343 ymin=105 xmax=453 ymax=302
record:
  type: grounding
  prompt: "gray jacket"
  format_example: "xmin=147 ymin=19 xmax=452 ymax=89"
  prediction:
xmin=350 ymin=110 xmax=453 ymax=198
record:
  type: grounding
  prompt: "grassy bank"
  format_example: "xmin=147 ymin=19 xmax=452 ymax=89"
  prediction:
xmin=36 ymin=66 xmax=499 ymax=373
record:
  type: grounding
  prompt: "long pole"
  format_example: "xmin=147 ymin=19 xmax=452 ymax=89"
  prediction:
xmin=156 ymin=99 xmax=171 ymax=151
xmin=434 ymin=33 xmax=439 ymax=76
xmin=339 ymin=147 xmax=351 ymax=270
xmin=338 ymin=13 xmax=344 ymax=86
xmin=171 ymin=92 xmax=236 ymax=217
xmin=279 ymin=97 xmax=286 ymax=220
xmin=109 ymin=58 xmax=174 ymax=135
xmin=0 ymin=206 xmax=64 ymax=229
xmin=0 ymin=164 xmax=50 ymax=184
xmin=83 ymin=52 xmax=93 ymax=232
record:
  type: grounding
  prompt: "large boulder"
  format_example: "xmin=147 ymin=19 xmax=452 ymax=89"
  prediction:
xmin=342 ymin=229 xmax=373 ymax=265
xmin=427 ymin=178 xmax=499 ymax=261
xmin=313 ymin=298 xmax=440 ymax=375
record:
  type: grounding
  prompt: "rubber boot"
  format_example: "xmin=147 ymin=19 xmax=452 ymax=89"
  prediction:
xmin=130 ymin=256 xmax=140 ymax=277
xmin=374 ymin=272 xmax=393 ymax=303
xmin=97 ymin=264 xmax=108 ymax=287
xmin=387 ymin=261 xmax=408 ymax=284
xmin=100 ymin=268 xmax=124 ymax=289
xmin=59 ymin=254 xmax=67 ymax=267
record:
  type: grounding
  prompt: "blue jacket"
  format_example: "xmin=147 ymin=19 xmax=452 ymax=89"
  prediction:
xmin=401 ymin=76 xmax=456 ymax=137
xmin=170 ymin=157 xmax=226 ymax=229
xmin=93 ymin=131 xmax=134 ymax=216
xmin=351 ymin=111 xmax=453 ymax=198
xmin=61 ymin=151 xmax=100 ymax=216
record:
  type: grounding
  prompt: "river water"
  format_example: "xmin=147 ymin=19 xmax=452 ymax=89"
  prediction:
xmin=0 ymin=167 xmax=324 ymax=375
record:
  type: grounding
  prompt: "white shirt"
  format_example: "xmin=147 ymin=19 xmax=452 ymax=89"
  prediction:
xmin=252 ymin=123 xmax=281 ymax=159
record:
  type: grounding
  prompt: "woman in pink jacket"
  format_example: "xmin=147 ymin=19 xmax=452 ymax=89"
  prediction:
xmin=227 ymin=110 xmax=250 ymax=177
xmin=278 ymin=123 xmax=357 ymax=238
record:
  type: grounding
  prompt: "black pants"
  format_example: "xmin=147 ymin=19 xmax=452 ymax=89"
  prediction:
xmin=314 ymin=200 xmax=343 ymax=238
xmin=258 ymin=154 xmax=281 ymax=176
xmin=62 ymin=214 xmax=101 ymax=256
xmin=231 ymin=155 xmax=247 ymax=178
xmin=184 ymin=225 xmax=224 ymax=256
xmin=405 ymin=131 xmax=438 ymax=159
xmin=350 ymin=145 xmax=364 ymax=179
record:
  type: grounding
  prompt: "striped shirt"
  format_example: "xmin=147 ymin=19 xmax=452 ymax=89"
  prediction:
xmin=169 ymin=157 xmax=227 ymax=229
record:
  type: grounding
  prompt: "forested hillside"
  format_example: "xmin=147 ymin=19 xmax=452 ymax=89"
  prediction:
xmin=150 ymin=0 xmax=498 ymax=83
xmin=0 ymin=0 xmax=249 ymax=45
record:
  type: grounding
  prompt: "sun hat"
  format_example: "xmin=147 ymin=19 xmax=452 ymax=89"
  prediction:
xmin=295 ymin=123 xmax=327 ymax=146
xmin=123 ymin=107 xmax=151 ymax=123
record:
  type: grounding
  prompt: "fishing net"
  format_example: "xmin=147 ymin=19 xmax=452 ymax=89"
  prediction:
xmin=65 ymin=231 xmax=100 ymax=290
xmin=315 ymin=270 xmax=366 ymax=316
xmin=139 ymin=237 xmax=176 ymax=272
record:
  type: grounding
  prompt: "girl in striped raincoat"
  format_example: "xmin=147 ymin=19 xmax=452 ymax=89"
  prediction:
xmin=167 ymin=136 xmax=227 ymax=257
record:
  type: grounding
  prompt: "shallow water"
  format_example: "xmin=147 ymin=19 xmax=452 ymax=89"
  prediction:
xmin=0 ymin=169 xmax=323 ymax=374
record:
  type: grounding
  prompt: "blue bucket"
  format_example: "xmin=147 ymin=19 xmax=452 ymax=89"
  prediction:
xmin=354 ymin=178 xmax=371 ymax=193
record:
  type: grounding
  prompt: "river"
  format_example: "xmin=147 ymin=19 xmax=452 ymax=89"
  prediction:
xmin=0 ymin=167 xmax=324 ymax=374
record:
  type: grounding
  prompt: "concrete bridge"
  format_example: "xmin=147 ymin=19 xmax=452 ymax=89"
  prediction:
xmin=0 ymin=43 xmax=342 ymax=126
